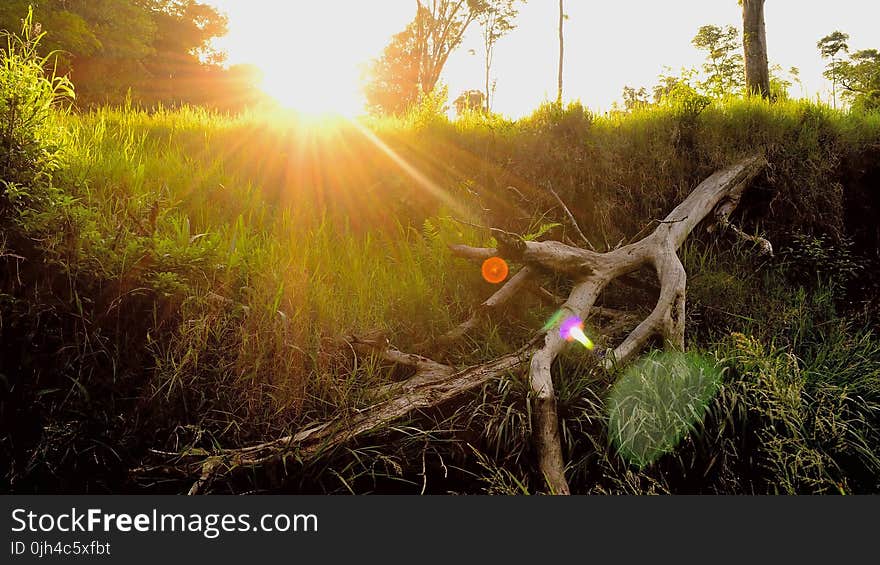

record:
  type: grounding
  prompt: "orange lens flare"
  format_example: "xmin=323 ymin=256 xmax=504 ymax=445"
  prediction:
xmin=481 ymin=257 xmax=509 ymax=284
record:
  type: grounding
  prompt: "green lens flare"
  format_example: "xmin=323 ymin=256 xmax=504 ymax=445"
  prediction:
xmin=541 ymin=310 xmax=566 ymax=332
xmin=607 ymin=351 xmax=721 ymax=468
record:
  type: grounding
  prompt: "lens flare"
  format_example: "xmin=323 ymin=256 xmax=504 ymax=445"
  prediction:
xmin=607 ymin=351 xmax=722 ymax=468
xmin=568 ymin=325 xmax=595 ymax=350
xmin=541 ymin=310 xmax=566 ymax=332
xmin=481 ymin=257 xmax=509 ymax=284
xmin=559 ymin=316 xmax=595 ymax=350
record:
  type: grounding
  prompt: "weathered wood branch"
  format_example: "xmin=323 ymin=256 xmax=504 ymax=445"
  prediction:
xmin=709 ymin=192 xmax=773 ymax=255
xmin=452 ymin=155 xmax=767 ymax=493
xmin=137 ymin=342 xmax=539 ymax=494
xmin=135 ymin=155 xmax=768 ymax=495
xmin=429 ymin=266 xmax=535 ymax=348
xmin=549 ymin=185 xmax=595 ymax=250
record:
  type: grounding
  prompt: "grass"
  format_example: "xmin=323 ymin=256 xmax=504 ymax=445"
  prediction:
xmin=2 ymin=89 xmax=880 ymax=493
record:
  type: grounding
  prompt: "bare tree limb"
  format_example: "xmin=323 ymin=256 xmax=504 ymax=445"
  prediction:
xmin=549 ymin=186 xmax=595 ymax=251
xmin=137 ymin=342 xmax=539 ymax=495
xmin=136 ymin=155 xmax=769 ymax=495
xmin=431 ymin=266 xmax=535 ymax=347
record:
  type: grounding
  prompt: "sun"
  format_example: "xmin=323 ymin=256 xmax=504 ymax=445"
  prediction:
xmin=258 ymin=54 xmax=364 ymax=117
xmin=219 ymin=2 xmax=370 ymax=118
xmin=209 ymin=2 xmax=418 ymax=118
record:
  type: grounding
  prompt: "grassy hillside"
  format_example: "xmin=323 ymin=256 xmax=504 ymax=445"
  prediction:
xmin=2 ymin=92 xmax=880 ymax=493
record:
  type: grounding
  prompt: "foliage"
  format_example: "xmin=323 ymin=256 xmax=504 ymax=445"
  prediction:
xmin=650 ymin=67 xmax=697 ymax=103
xmin=0 ymin=1 xmax=257 ymax=109
xmin=818 ymin=31 xmax=850 ymax=60
xmin=780 ymin=233 xmax=864 ymax=290
xmin=621 ymin=85 xmax=649 ymax=111
xmin=364 ymin=1 xmax=490 ymax=116
xmin=453 ymin=89 xmax=486 ymax=116
xmin=0 ymin=7 xmax=73 ymax=205
xmin=692 ymin=24 xmax=744 ymax=98
xmin=363 ymin=20 xmax=422 ymax=116
xmin=405 ymin=83 xmax=451 ymax=126
xmin=413 ymin=0 xmax=490 ymax=95
xmin=608 ymin=352 xmax=722 ymax=469
xmin=834 ymin=50 xmax=880 ymax=112
xmin=768 ymin=64 xmax=800 ymax=101
xmin=628 ymin=27 xmax=796 ymax=110
xmin=818 ymin=31 xmax=850 ymax=109
xmin=819 ymin=31 xmax=880 ymax=112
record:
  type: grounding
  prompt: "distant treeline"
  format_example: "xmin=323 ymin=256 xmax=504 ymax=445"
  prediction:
xmin=0 ymin=1 xmax=266 ymax=110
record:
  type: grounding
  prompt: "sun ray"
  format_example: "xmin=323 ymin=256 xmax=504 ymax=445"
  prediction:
xmin=351 ymin=122 xmax=472 ymax=219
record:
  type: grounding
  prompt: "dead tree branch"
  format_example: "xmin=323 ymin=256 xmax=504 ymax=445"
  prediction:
xmin=429 ymin=266 xmax=536 ymax=348
xmin=549 ymin=186 xmax=595 ymax=251
xmin=136 ymin=155 xmax=768 ymax=495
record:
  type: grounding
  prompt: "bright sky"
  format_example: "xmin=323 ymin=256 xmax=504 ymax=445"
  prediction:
xmin=207 ymin=0 xmax=880 ymax=117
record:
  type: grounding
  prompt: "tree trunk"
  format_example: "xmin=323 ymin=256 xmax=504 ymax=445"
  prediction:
xmin=742 ymin=0 xmax=770 ymax=98
xmin=557 ymin=0 xmax=564 ymax=104
xmin=832 ymin=57 xmax=838 ymax=110
xmin=485 ymin=48 xmax=492 ymax=113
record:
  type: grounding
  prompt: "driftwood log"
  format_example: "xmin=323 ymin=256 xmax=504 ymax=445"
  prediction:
xmin=135 ymin=155 xmax=768 ymax=495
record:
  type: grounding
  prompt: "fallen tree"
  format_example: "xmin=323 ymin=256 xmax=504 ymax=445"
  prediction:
xmin=134 ymin=155 xmax=769 ymax=495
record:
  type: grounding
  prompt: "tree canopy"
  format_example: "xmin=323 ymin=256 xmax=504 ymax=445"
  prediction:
xmin=363 ymin=20 xmax=423 ymax=116
xmin=364 ymin=0 xmax=493 ymax=116
xmin=819 ymin=32 xmax=879 ymax=111
xmin=0 ymin=0 xmax=261 ymax=109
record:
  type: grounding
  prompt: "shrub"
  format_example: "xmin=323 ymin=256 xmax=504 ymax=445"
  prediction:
xmin=0 ymin=8 xmax=73 ymax=210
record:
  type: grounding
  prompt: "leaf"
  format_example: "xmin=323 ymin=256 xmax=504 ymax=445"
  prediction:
xmin=523 ymin=222 xmax=562 ymax=241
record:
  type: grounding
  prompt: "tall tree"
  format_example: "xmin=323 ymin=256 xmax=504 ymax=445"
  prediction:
xmin=363 ymin=21 xmax=423 ymax=115
xmin=741 ymin=0 xmax=770 ymax=98
xmin=140 ymin=0 xmax=229 ymax=106
xmin=479 ymin=0 xmax=521 ymax=112
xmin=829 ymin=48 xmax=880 ymax=112
xmin=557 ymin=0 xmax=564 ymax=104
xmin=692 ymin=25 xmax=744 ymax=97
xmin=817 ymin=31 xmax=850 ymax=109
xmin=413 ymin=0 xmax=489 ymax=98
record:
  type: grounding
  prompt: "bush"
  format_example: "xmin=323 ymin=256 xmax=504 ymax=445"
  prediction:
xmin=0 ymin=8 xmax=73 ymax=210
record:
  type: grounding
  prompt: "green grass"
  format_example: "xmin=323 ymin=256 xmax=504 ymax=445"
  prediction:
xmin=2 ymin=92 xmax=880 ymax=493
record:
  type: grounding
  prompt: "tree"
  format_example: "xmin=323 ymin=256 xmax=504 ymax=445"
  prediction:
xmin=364 ymin=1 xmax=488 ymax=116
xmin=363 ymin=21 xmax=422 ymax=115
xmin=832 ymin=48 xmax=880 ymax=112
xmin=692 ymin=25 xmax=744 ymax=98
xmin=453 ymin=89 xmax=486 ymax=115
xmin=0 ymin=0 xmax=234 ymax=108
xmin=413 ymin=0 xmax=489 ymax=98
xmin=768 ymin=64 xmax=798 ymax=100
xmin=741 ymin=0 xmax=770 ymax=98
xmin=479 ymin=0 xmax=521 ymax=113
xmin=557 ymin=0 xmax=565 ymax=104
xmin=652 ymin=67 xmax=688 ymax=103
xmin=622 ymin=85 xmax=649 ymax=111
xmin=817 ymin=31 xmax=850 ymax=109
xmin=139 ymin=0 xmax=229 ymax=107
